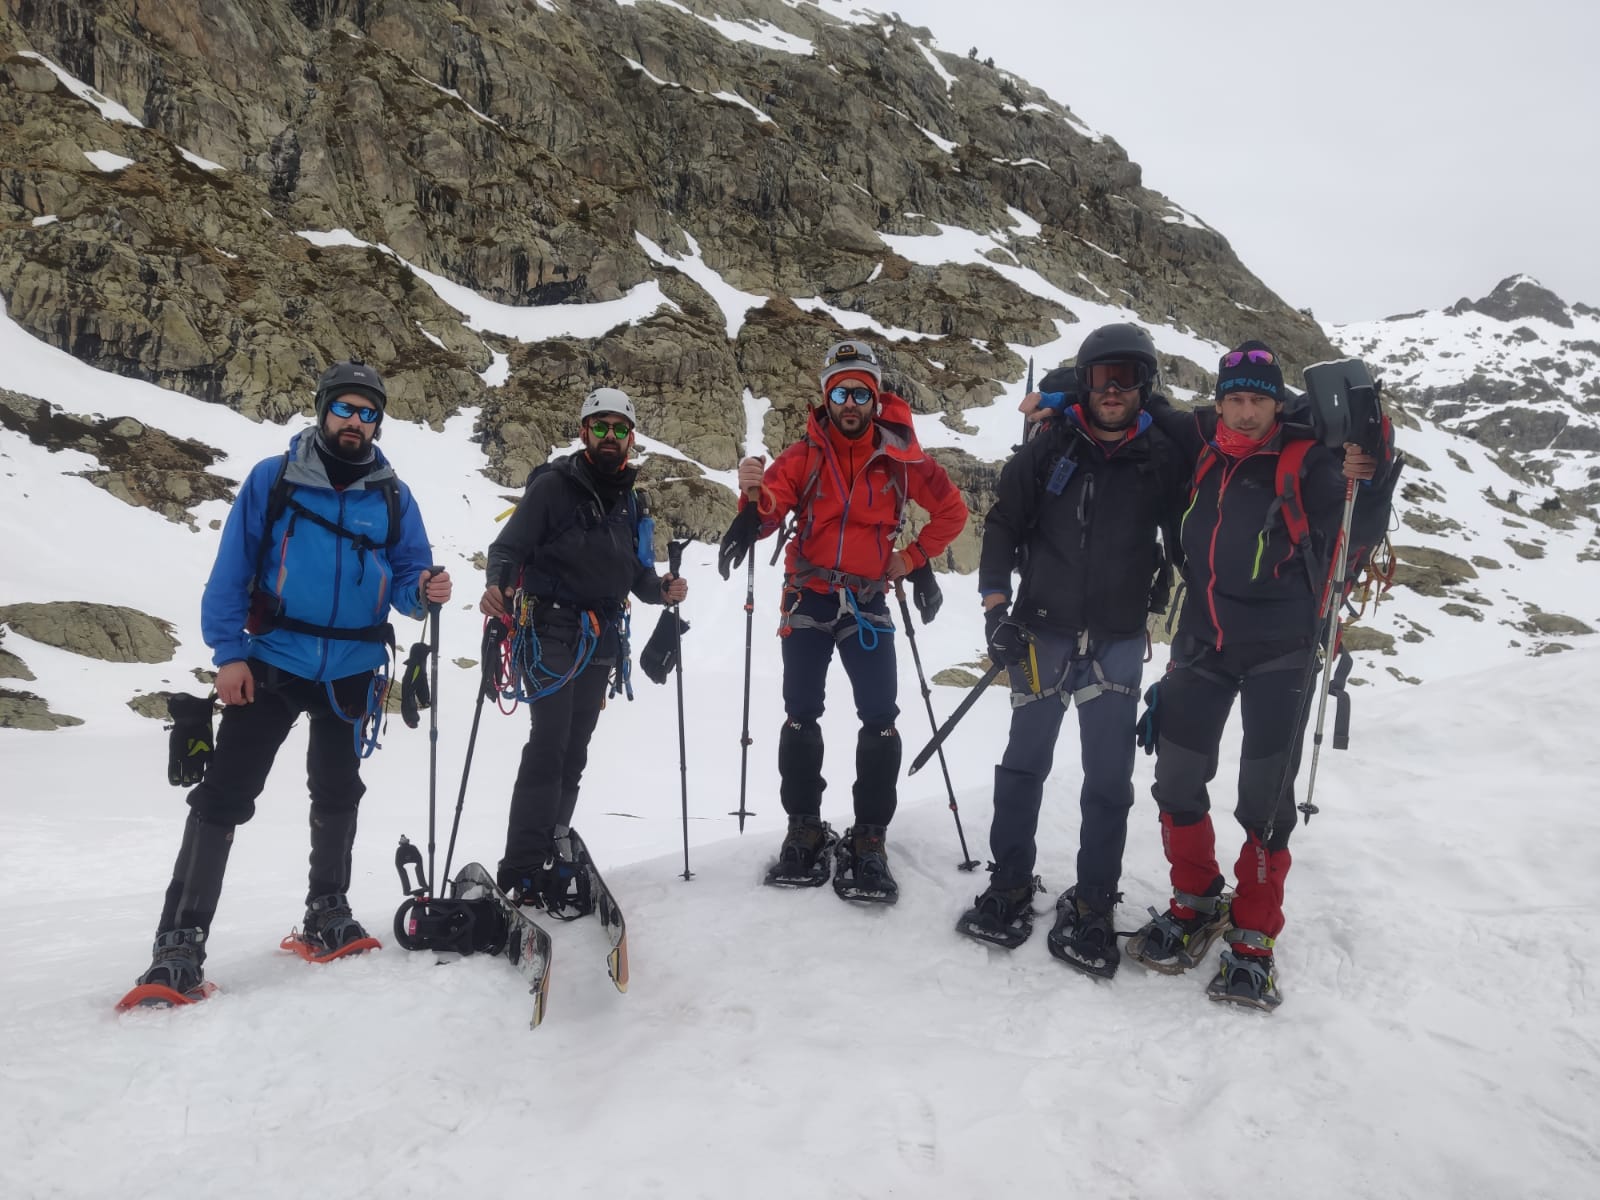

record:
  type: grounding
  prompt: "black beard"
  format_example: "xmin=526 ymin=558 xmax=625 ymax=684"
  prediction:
xmin=589 ymin=441 xmax=626 ymax=469
xmin=319 ymin=424 xmax=374 ymax=462
xmin=1088 ymin=400 xmax=1139 ymax=434
xmin=829 ymin=408 xmax=872 ymax=439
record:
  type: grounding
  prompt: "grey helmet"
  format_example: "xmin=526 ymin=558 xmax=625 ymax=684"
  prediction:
xmin=579 ymin=386 xmax=637 ymax=427
xmin=314 ymin=359 xmax=387 ymax=419
xmin=1073 ymin=323 xmax=1160 ymax=403
xmin=819 ymin=340 xmax=883 ymax=393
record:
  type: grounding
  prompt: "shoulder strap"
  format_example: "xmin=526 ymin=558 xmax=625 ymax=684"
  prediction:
xmin=250 ymin=452 xmax=293 ymax=590
xmin=1274 ymin=439 xmax=1316 ymax=546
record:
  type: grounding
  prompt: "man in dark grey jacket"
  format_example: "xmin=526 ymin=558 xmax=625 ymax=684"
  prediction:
xmin=480 ymin=388 xmax=687 ymax=909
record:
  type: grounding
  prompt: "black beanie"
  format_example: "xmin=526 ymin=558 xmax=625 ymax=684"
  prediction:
xmin=1215 ymin=340 xmax=1285 ymax=403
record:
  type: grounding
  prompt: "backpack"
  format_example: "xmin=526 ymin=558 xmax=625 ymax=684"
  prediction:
xmin=248 ymin=451 xmax=403 ymax=644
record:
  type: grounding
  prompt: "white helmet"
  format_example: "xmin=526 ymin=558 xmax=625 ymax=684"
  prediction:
xmin=579 ymin=387 xmax=637 ymax=428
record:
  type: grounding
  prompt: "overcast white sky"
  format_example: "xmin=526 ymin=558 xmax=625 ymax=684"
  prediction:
xmin=885 ymin=0 xmax=1600 ymax=324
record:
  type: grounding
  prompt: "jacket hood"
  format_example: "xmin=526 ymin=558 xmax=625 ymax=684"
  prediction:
xmin=803 ymin=389 xmax=925 ymax=462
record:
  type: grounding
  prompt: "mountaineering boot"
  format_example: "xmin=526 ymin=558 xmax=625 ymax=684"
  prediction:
xmin=117 ymin=927 xmax=214 ymax=1010
xmin=1206 ymin=949 xmax=1283 ymax=1011
xmin=764 ymin=815 xmax=838 ymax=888
xmin=1126 ymin=889 xmax=1232 ymax=975
xmin=833 ymin=824 xmax=898 ymax=905
xmin=956 ymin=872 xmax=1043 ymax=949
xmin=1046 ymin=885 xmax=1121 ymax=979
xmin=281 ymin=892 xmax=380 ymax=962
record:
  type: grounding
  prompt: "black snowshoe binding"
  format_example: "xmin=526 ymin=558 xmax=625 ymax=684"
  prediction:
xmin=504 ymin=832 xmax=594 ymax=920
xmin=137 ymin=927 xmax=207 ymax=996
xmin=764 ymin=815 xmax=839 ymax=888
xmin=832 ymin=824 xmax=898 ymax=905
xmin=1046 ymin=885 xmax=1122 ymax=979
xmin=1207 ymin=948 xmax=1283 ymax=1012
xmin=1126 ymin=891 xmax=1232 ymax=975
xmin=302 ymin=893 xmax=374 ymax=954
xmin=956 ymin=871 xmax=1044 ymax=949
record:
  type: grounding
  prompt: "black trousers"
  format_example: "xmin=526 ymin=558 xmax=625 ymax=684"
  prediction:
xmin=1151 ymin=634 xmax=1313 ymax=848
xmin=157 ymin=659 xmax=374 ymax=935
xmin=500 ymin=613 xmax=614 ymax=872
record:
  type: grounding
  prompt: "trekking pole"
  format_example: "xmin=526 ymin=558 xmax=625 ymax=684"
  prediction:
xmin=908 ymin=660 xmax=1005 ymax=776
xmin=423 ymin=566 xmax=444 ymax=893
xmin=1019 ymin=355 xmax=1035 ymax=444
xmin=668 ymin=541 xmax=693 ymax=880
xmin=440 ymin=617 xmax=506 ymax=886
xmin=731 ymin=540 xmax=758 ymax=832
xmin=894 ymin=582 xmax=979 ymax=871
xmin=1301 ymin=482 xmax=1359 ymax=821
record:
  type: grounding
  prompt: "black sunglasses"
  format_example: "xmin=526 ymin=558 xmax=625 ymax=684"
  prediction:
xmin=588 ymin=420 xmax=633 ymax=439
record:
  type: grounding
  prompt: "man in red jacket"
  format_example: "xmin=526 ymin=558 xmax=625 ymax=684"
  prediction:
xmin=719 ymin=341 xmax=969 ymax=901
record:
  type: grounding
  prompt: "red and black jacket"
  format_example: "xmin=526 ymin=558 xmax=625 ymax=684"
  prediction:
xmin=1156 ymin=405 xmax=1395 ymax=648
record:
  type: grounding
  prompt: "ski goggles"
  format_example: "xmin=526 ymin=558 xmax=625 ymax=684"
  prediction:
xmin=327 ymin=399 xmax=381 ymax=423
xmin=1084 ymin=361 xmax=1149 ymax=392
xmin=587 ymin=420 xmax=633 ymax=439
xmin=828 ymin=385 xmax=876 ymax=407
xmin=1221 ymin=348 xmax=1276 ymax=368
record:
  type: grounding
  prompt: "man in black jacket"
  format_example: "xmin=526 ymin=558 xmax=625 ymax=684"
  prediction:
xmin=960 ymin=324 xmax=1189 ymax=977
xmin=1126 ymin=341 xmax=1397 ymax=1010
xmin=480 ymin=387 xmax=688 ymax=908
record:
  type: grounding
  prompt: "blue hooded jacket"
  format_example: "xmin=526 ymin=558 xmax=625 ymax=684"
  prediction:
xmin=201 ymin=430 xmax=433 ymax=681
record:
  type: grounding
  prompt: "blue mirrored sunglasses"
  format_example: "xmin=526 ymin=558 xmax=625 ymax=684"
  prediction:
xmin=328 ymin=399 xmax=381 ymax=424
xmin=828 ymin=385 xmax=875 ymax=407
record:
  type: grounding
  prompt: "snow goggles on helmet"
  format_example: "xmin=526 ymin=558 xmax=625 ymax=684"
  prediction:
xmin=327 ymin=399 xmax=381 ymax=423
xmin=1084 ymin=361 xmax=1149 ymax=392
xmin=1222 ymin=348 xmax=1276 ymax=368
xmin=828 ymin=385 xmax=875 ymax=406
xmin=587 ymin=419 xmax=633 ymax=439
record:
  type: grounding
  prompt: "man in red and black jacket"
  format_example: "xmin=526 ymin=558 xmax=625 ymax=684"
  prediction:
xmin=718 ymin=340 xmax=968 ymax=901
xmin=1130 ymin=340 xmax=1398 ymax=1010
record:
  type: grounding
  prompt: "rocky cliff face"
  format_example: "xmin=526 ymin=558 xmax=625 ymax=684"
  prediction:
xmin=2 ymin=0 xmax=1333 ymax=515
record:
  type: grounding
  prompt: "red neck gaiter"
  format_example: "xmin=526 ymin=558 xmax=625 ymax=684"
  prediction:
xmin=1213 ymin=420 xmax=1279 ymax=459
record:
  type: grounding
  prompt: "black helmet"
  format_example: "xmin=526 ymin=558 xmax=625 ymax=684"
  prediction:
xmin=315 ymin=359 xmax=388 ymax=419
xmin=1073 ymin=323 xmax=1159 ymax=403
xmin=819 ymin=340 xmax=883 ymax=393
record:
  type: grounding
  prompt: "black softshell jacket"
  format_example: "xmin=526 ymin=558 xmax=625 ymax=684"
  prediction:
xmin=487 ymin=452 xmax=662 ymax=614
xmin=979 ymin=409 xmax=1188 ymax=639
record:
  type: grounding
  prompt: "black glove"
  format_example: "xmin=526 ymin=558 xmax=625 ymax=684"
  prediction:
xmin=984 ymin=605 xmax=1030 ymax=667
xmin=400 ymin=641 xmax=432 ymax=729
xmin=718 ymin=504 xmax=761 ymax=580
xmin=480 ymin=618 xmax=507 ymax=700
xmin=639 ymin=608 xmax=690 ymax=685
xmin=908 ymin=561 xmax=942 ymax=624
xmin=1135 ymin=680 xmax=1162 ymax=755
xmin=166 ymin=692 xmax=215 ymax=786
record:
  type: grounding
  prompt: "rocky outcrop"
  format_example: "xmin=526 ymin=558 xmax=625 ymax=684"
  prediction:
xmin=0 ymin=687 xmax=82 ymax=730
xmin=0 ymin=602 xmax=179 ymax=662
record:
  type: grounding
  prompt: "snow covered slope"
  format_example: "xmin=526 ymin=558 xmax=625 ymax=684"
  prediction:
xmin=1332 ymin=275 xmax=1600 ymax=501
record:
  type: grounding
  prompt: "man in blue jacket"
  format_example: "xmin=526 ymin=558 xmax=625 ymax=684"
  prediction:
xmin=126 ymin=360 xmax=451 ymax=1004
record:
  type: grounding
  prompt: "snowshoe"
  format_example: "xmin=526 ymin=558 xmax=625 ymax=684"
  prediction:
xmin=832 ymin=824 xmax=898 ymax=905
xmin=1206 ymin=949 xmax=1283 ymax=1011
xmin=955 ymin=875 xmax=1043 ymax=949
xmin=501 ymin=838 xmax=594 ymax=920
xmin=1045 ymin=886 xmax=1121 ymax=979
xmin=764 ymin=816 xmax=838 ymax=888
xmin=281 ymin=893 xmax=381 ymax=962
xmin=116 ymin=927 xmax=218 ymax=1011
xmin=1126 ymin=893 xmax=1232 ymax=975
